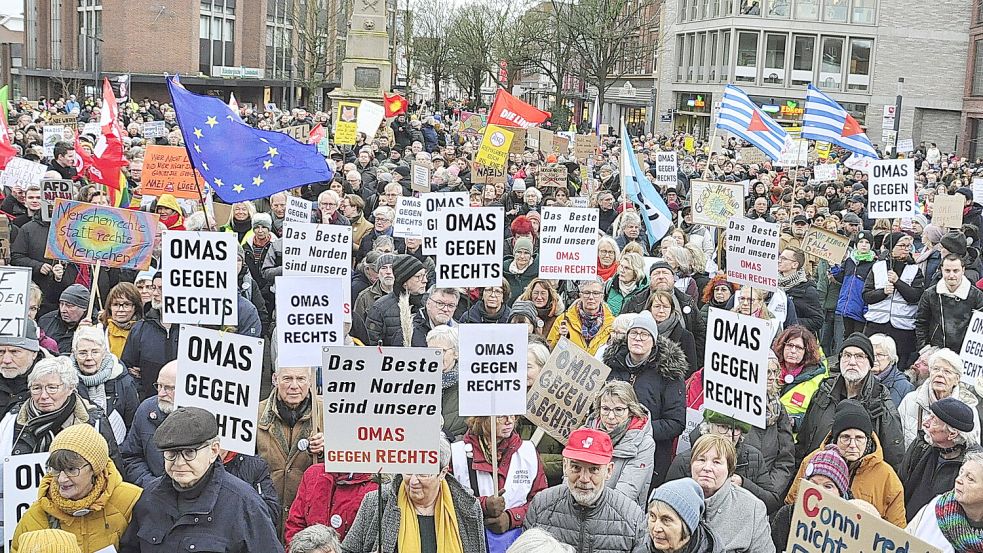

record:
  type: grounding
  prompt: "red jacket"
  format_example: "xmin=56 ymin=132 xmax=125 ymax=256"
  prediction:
xmin=284 ymin=464 xmax=378 ymax=545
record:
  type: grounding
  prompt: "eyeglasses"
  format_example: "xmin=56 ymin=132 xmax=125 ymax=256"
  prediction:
xmin=627 ymin=330 xmax=652 ymax=341
xmin=784 ymin=342 xmax=805 ymax=352
xmin=46 ymin=463 xmax=89 ymax=477
xmin=840 ymin=352 xmax=868 ymax=362
xmin=29 ymin=383 xmax=65 ymax=396
xmin=836 ymin=435 xmax=868 ymax=446
xmin=153 ymin=382 xmax=175 ymax=393
xmin=484 ymin=289 xmax=504 ymax=297
xmin=111 ymin=302 xmax=134 ymax=310
xmin=74 ymin=349 xmax=102 ymax=359
xmin=318 ymin=202 xmax=338 ymax=207
xmin=600 ymin=406 xmax=628 ymax=416
xmin=163 ymin=443 xmax=210 ymax=462
xmin=428 ymin=298 xmax=457 ymax=310
xmin=579 ymin=290 xmax=603 ymax=297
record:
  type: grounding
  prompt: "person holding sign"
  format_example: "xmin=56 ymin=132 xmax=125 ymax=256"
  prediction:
xmin=908 ymin=450 xmax=983 ymax=549
xmin=862 ymin=232 xmax=925 ymax=369
xmin=10 ymin=424 xmax=141 ymax=553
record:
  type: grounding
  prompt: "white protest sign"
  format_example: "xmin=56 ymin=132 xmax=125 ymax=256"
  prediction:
xmin=40 ymin=179 xmax=75 ymax=221
xmin=704 ymin=308 xmax=769 ymax=429
xmin=961 ymin=311 xmax=983 ymax=387
xmin=974 ymin=178 xmax=983 ymax=204
xmin=284 ymin=195 xmax=314 ymax=223
xmin=868 ymin=159 xmax=915 ymax=219
xmin=411 ymin=162 xmax=431 ymax=193
xmin=394 ymin=196 xmax=424 ymax=238
xmin=42 ymin=125 xmax=68 ymax=157
xmin=283 ymin=222 xmax=351 ymax=277
xmin=675 ymin=407 xmax=705 ymax=455
xmin=896 ymin=138 xmax=914 ymax=153
xmin=539 ymin=207 xmax=598 ymax=280
xmin=422 ymin=192 xmax=468 ymax=255
xmin=776 ymin=139 xmax=809 ymax=167
xmin=0 ymin=267 xmax=31 ymax=338
xmin=814 ymin=164 xmax=838 ymax=182
xmin=725 ymin=217 xmax=780 ymax=292
xmin=142 ymin=120 xmax=168 ymax=138
xmin=321 ymin=346 xmax=443 ymax=474
xmin=436 ymin=207 xmax=504 ymax=287
xmin=655 ymin=151 xmax=677 ymax=186
xmin=3 ymin=452 xmax=48 ymax=550
xmin=162 ymin=231 xmax=237 ymax=325
xmin=356 ymin=100 xmax=386 ymax=139
xmin=275 ymin=276 xmax=345 ymax=367
xmin=458 ymin=324 xmax=527 ymax=416
xmin=571 ymin=196 xmax=588 ymax=208
xmin=82 ymin=121 xmax=101 ymax=137
xmin=0 ymin=157 xmax=46 ymax=190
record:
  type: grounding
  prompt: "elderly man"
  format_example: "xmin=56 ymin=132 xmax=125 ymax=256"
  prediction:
xmin=622 ymin=261 xmax=705 ymax=360
xmin=352 ymin=253 xmax=394 ymax=325
xmin=915 ymin=254 xmax=983 ymax=352
xmin=120 ymin=406 xmax=284 ymax=552
xmin=0 ymin=319 xmax=46 ymax=415
xmin=268 ymin=191 xmax=287 ymax=237
xmin=357 ymin=205 xmax=403 ymax=264
xmin=257 ymin=366 xmax=324 ymax=537
xmin=777 ymin=248 xmax=823 ymax=336
xmin=524 ymin=428 xmax=648 ymax=553
xmin=315 ymin=190 xmax=350 ymax=226
xmin=37 ymin=284 xmax=90 ymax=354
xmin=411 ymin=287 xmax=460 ymax=346
xmin=120 ymin=360 xmax=176 ymax=487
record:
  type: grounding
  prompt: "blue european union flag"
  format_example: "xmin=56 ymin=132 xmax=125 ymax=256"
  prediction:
xmin=166 ymin=78 xmax=334 ymax=203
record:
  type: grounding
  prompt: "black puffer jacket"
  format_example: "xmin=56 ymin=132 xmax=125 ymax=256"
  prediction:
xmin=783 ymin=280 xmax=823 ymax=336
xmin=915 ymin=278 xmax=983 ymax=351
xmin=742 ymin=407 xmax=796 ymax=513
xmin=121 ymin=308 xmax=180 ymax=400
xmin=10 ymin=217 xmax=63 ymax=315
xmin=621 ymin=287 xmax=705 ymax=363
xmin=364 ymin=291 xmax=425 ymax=346
xmin=604 ymin=337 xmax=687 ymax=487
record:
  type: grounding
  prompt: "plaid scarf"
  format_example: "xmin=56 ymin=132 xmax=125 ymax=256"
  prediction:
xmin=578 ymin=305 xmax=603 ymax=343
xmin=935 ymin=490 xmax=983 ymax=552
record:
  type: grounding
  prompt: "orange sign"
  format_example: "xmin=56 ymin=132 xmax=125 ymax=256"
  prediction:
xmin=141 ymin=145 xmax=205 ymax=199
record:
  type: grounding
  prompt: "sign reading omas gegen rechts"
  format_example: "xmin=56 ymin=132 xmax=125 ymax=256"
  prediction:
xmin=867 ymin=159 xmax=915 ymax=219
xmin=162 ymin=231 xmax=238 ymax=325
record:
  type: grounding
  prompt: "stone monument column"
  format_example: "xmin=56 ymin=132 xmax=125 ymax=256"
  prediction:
xmin=329 ymin=0 xmax=392 ymax=104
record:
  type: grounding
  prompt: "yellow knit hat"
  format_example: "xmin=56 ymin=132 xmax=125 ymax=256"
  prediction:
xmin=49 ymin=424 xmax=109 ymax=473
xmin=16 ymin=529 xmax=82 ymax=552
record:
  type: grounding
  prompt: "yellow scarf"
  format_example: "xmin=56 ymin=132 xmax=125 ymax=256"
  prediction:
xmin=397 ymin=479 xmax=464 ymax=553
xmin=106 ymin=320 xmax=132 ymax=359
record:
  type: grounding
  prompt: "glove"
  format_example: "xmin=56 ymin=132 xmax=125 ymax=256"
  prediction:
xmin=483 ymin=493 xmax=506 ymax=518
xmin=484 ymin=512 xmax=511 ymax=534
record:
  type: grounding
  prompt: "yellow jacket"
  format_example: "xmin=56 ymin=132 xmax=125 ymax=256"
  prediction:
xmin=12 ymin=460 xmax=142 ymax=553
xmin=546 ymin=301 xmax=614 ymax=355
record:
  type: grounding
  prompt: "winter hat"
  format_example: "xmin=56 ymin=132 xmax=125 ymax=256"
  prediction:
xmin=16 ymin=529 xmax=82 ymax=553
xmin=394 ymin=165 xmax=411 ymax=179
xmin=957 ymin=187 xmax=974 ymax=202
xmin=252 ymin=212 xmax=273 ymax=230
xmin=941 ymin=232 xmax=968 ymax=256
xmin=59 ymin=284 xmax=89 ymax=309
xmin=154 ymin=406 xmax=219 ymax=450
xmin=804 ymin=445 xmax=851 ymax=497
xmin=830 ymin=399 xmax=873 ymax=440
xmin=853 ymin=230 xmax=874 ymax=247
xmin=841 ymin=213 xmax=863 ymax=225
xmin=49 ymin=423 xmax=110 ymax=473
xmin=512 ymin=178 xmax=526 ymax=192
xmin=922 ymin=224 xmax=945 ymax=246
xmin=839 ymin=332 xmax=874 ymax=367
xmin=135 ymin=269 xmax=156 ymax=285
xmin=514 ymin=237 xmax=533 ymax=255
xmin=912 ymin=213 xmax=929 ymax=229
xmin=526 ymin=211 xmax=541 ymax=224
xmin=375 ymin=253 xmax=397 ymax=269
xmin=703 ymin=409 xmax=752 ymax=434
xmin=963 ymin=224 xmax=979 ymax=248
xmin=511 ymin=215 xmax=534 ymax=236
xmin=647 ymin=478 xmax=705 ymax=534
xmin=930 ymin=396 xmax=976 ymax=433
xmin=627 ymin=311 xmax=659 ymax=341
xmin=649 ymin=261 xmax=674 ymax=275
xmin=882 ymin=232 xmax=909 ymax=251
xmin=508 ymin=300 xmax=541 ymax=327
xmin=391 ymin=254 xmax=424 ymax=291
xmin=0 ymin=318 xmax=39 ymax=352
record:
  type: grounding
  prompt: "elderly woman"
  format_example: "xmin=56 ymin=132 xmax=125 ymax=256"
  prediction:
xmin=315 ymin=190 xmax=350 ymax=226
xmin=357 ymin=206 xmax=402 ymax=261
xmin=69 ymin=326 xmax=138 ymax=444
xmin=583 ymin=380 xmax=655 ymax=506
xmin=688 ymin=434 xmax=775 ymax=553
xmin=504 ymin=238 xmax=538 ymax=304
xmin=342 ymin=436 xmax=486 ymax=553
xmin=546 ymin=279 xmax=614 ymax=355
xmin=870 ymin=333 xmax=916 ymax=407
xmin=700 ymin=275 xmax=738 ymax=327
xmin=732 ymin=286 xmax=781 ymax=342
xmin=771 ymin=446 xmax=851 ymax=552
xmin=908 ymin=450 xmax=983 ymax=550
xmin=517 ymin=341 xmax=565 ymax=485
xmin=428 ymin=325 xmax=466 ymax=440
xmin=10 ymin=424 xmax=141 ymax=553
xmin=649 ymin=289 xmax=698 ymax=376
xmin=519 ymin=279 xmax=564 ymax=338
xmin=604 ymin=252 xmax=647 ymax=317
xmin=597 ymin=235 xmax=620 ymax=283
xmin=221 ymin=201 xmax=257 ymax=243
xmin=98 ymin=282 xmax=143 ymax=359
xmin=771 ymin=326 xmax=828 ymax=432
xmin=615 ymin=211 xmax=649 ymax=252
xmin=460 ymin=283 xmax=513 ymax=324
xmin=647 ymin=478 xmax=722 ymax=553
xmin=519 ymin=186 xmax=542 ymax=215
xmin=289 ymin=525 xmax=342 ymax=553
xmin=899 ymin=348 xmax=980 ymax=448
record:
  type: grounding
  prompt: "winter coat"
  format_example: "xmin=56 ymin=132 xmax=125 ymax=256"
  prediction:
xmin=517 ymin=417 xmax=565 ymax=486
xmin=459 ymin=300 xmax=513 ymax=324
xmin=119 ymin=396 xmax=167 ymax=488
xmin=523 ymin=485 xmax=648 ymax=553
xmin=352 ymin=280 xmax=389 ymax=327
xmin=410 ymin=306 xmax=455 ymax=348
xmin=0 ymin=371 xmax=30 ymax=420
xmin=898 ymin=381 xmax=981 ymax=449
xmin=743 ymin=407 xmax=797 ymax=512
xmin=222 ymin=452 xmax=281 ymax=528
xmin=422 ymin=123 xmax=439 ymax=152
xmin=238 ymin=269 xmax=269 ymax=332
xmin=504 ymin=257 xmax=538 ymax=305
xmin=622 ymin=287 xmax=705 ymax=363
xmin=10 ymin=217 xmax=64 ymax=314
xmin=587 ymin=412 xmax=656 ymax=507
xmin=76 ymin=357 xmax=140 ymax=442
xmin=119 ymin=459 xmax=285 ymax=553
xmin=783 ymin=280 xmax=824 ymax=336
xmin=862 ymin=256 xmax=924 ymax=330
xmin=604 ymin=337 xmax=687 ymax=487
xmin=261 ymin=238 xmax=284 ymax=288
xmin=899 ymin=438 xmax=967 ymax=522
xmin=794 ymin=374 xmax=905 ymax=470
xmin=778 ymin=362 xmax=828 ymax=433
xmin=786 ymin=433 xmax=906 ymax=527
xmin=120 ymin=308 xmax=180 ymax=400
xmin=2 ymin=394 xmax=120 ymax=466
xmin=341 ymin=475 xmax=486 ymax=553
xmin=664 ymin=323 xmax=699 ymax=378
xmin=604 ymin=275 xmax=649 ymax=318
xmin=365 ymin=291 xmax=425 ymax=346
xmin=11 ymin=460 xmax=141 ymax=553
xmin=285 ymin=466 xmax=378 ymax=544
xmin=834 ymin=255 xmax=874 ymax=321
xmin=875 ymin=363 xmax=916 ymax=408
xmin=703 ymin=480 xmax=776 ymax=553
xmin=816 ymin=258 xmax=842 ymax=311
xmin=546 ymin=301 xmax=614 ymax=355
xmin=37 ymin=310 xmax=82 ymax=356
xmin=241 ymin=237 xmax=273 ymax=292
xmin=906 ymin=495 xmax=959 ymax=552
xmin=915 ymin=277 xmax=983 ymax=351
xmin=441 ymin=375 xmax=467 ymax=440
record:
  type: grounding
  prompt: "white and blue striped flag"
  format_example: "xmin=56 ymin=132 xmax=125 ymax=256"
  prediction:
xmin=621 ymin=124 xmax=672 ymax=245
xmin=802 ymin=84 xmax=879 ymax=159
xmin=716 ymin=85 xmax=791 ymax=161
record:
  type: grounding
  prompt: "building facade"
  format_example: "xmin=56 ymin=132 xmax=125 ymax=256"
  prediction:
xmin=962 ymin=0 xmax=983 ymax=160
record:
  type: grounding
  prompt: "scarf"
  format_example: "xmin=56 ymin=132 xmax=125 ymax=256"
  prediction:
xmin=618 ymin=279 xmax=638 ymax=297
xmin=852 ymin=249 xmax=875 ymax=263
xmin=597 ymin=260 xmax=618 ymax=282
xmin=777 ymin=269 xmax=807 ymax=291
xmin=21 ymin=394 xmax=78 ymax=452
xmin=587 ymin=414 xmax=630 ymax=446
xmin=397 ymin=479 xmax=464 ymax=553
xmin=441 ymin=364 xmax=459 ymax=390
xmin=578 ymin=304 xmax=604 ymax=343
xmin=656 ymin=311 xmax=680 ymax=338
xmin=45 ymin=470 xmax=108 ymax=516
xmin=937 ymin=277 xmax=972 ymax=300
xmin=276 ymin=395 xmax=311 ymax=428
xmin=765 ymin=393 xmax=783 ymax=426
xmin=935 ymin=490 xmax=983 ymax=552
xmin=76 ymin=354 xmax=116 ymax=412
xmin=107 ymin=319 xmax=133 ymax=358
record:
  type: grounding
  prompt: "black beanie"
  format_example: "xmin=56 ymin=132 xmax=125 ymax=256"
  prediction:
xmin=391 ymin=254 xmax=424 ymax=292
xmin=839 ymin=332 xmax=874 ymax=367
xmin=941 ymin=232 xmax=968 ymax=256
xmin=831 ymin=399 xmax=873 ymax=440
xmin=882 ymin=232 xmax=908 ymax=251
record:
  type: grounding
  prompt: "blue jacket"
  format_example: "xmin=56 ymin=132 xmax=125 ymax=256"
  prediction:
xmin=834 ymin=256 xmax=873 ymax=322
xmin=422 ymin=124 xmax=439 ymax=152
xmin=874 ymin=364 xmax=915 ymax=407
xmin=223 ymin=453 xmax=282 ymax=529
xmin=119 ymin=396 xmax=166 ymax=488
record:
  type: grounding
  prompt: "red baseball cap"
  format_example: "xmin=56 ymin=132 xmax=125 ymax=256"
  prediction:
xmin=563 ymin=428 xmax=613 ymax=465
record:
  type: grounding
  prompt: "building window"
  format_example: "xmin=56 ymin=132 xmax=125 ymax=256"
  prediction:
xmin=851 ymin=0 xmax=875 ymax=23
xmin=740 ymin=0 xmax=761 ymax=14
xmin=792 ymin=35 xmax=815 ymax=86
xmin=50 ymin=0 xmax=62 ymax=70
xmin=847 ymin=38 xmax=872 ymax=91
xmin=25 ymin=0 xmax=37 ymax=68
xmin=710 ymin=0 xmax=721 ymax=17
xmin=708 ymin=32 xmax=719 ymax=80
xmin=77 ymin=0 xmax=102 ymax=73
xmin=200 ymin=0 xmax=236 ymax=75
xmin=823 ymin=0 xmax=848 ymax=21
xmin=721 ymin=30 xmax=731 ymax=81
xmin=767 ymin=0 xmax=790 ymax=17
xmin=735 ymin=31 xmax=758 ymax=83
xmin=794 ymin=0 xmax=819 ymax=19
xmin=764 ymin=33 xmax=786 ymax=85
xmin=973 ymin=40 xmax=983 ymax=96
xmin=686 ymin=33 xmax=695 ymax=81
xmin=266 ymin=0 xmax=293 ymax=79
xmin=819 ymin=36 xmax=844 ymax=90
xmin=696 ymin=33 xmax=706 ymax=80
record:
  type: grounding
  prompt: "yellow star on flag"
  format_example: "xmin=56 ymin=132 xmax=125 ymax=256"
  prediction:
xmin=252 ymin=175 xmax=264 ymax=186
xmin=214 ymin=178 xmax=224 ymax=187
xmin=232 ymin=183 xmax=245 ymax=193
xmin=206 ymin=116 xmax=218 ymax=128
xmin=267 ymin=147 xmax=278 ymax=157
xmin=194 ymin=144 xmax=201 ymax=153
xmin=193 ymin=128 xmax=203 ymax=139
xmin=263 ymin=160 xmax=273 ymax=170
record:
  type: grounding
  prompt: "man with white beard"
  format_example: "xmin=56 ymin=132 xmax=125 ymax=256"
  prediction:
xmin=0 ymin=319 xmax=48 ymax=415
xmin=119 ymin=360 xmax=177 ymax=487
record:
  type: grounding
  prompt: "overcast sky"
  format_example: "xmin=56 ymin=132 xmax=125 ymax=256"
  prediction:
xmin=0 ymin=0 xmax=20 ymax=16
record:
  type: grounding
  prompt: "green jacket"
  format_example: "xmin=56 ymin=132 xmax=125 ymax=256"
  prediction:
xmin=815 ymin=258 xmax=841 ymax=310
xmin=442 ymin=380 xmax=467 ymax=440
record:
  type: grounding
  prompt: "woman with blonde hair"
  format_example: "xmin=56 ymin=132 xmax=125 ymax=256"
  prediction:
xmin=604 ymin=252 xmax=647 ymax=317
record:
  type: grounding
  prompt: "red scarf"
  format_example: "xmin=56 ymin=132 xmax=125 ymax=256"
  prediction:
xmin=597 ymin=260 xmax=619 ymax=282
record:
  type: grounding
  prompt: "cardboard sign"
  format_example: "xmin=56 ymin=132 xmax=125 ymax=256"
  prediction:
xmin=539 ymin=207 xmax=598 ymax=280
xmin=357 ymin=100 xmax=386 ymax=139
xmin=284 ymin=195 xmax=314 ymax=223
xmin=470 ymin=162 xmax=507 ymax=185
xmin=422 ymin=192 xmax=468 ymax=255
xmin=539 ymin=129 xmax=555 ymax=154
xmin=738 ymin=147 xmax=768 ymax=165
xmin=655 ymin=151 xmax=678 ymax=186
xmin=162 ymin=231 xmax=238 ymax=325
xmin=508 ymin=128 xmax=527 ymax=154
xmin=333 ymin=101 xmax=360 ymax=145
xmin=897 ymin=138 xmax=914 ymax=153
xmin=3 ymin=452 xmax=49 ymax=549
xmin=277 ymin=124 xmax=311 ymax=142
xmin=48 ymin=113 xmax=78 ymax=130
xmin=525 ymin=337 xmax=612 ymax=442
xmin=0 ymin=157 xmax=46 ymax=190
xmin=394 ymin=196 xmax=424 ymax=238
xmin=575 ymin=134 xmax=598 ymax=160
xmin=932 ymin=194 xmax=964 ymax=229
xmin=40 ymin=179 xmax=75 ymax=221
xmin=704 ymin=308 xmax=769 ymax=429
xmin=282 ymin=222 xmax=352 ymax=278
xmin=459 ymin=111 xmax=487 ymax=136
xmin=321 ymin=346 xmax=443 ymax=474
xmin=175 ymin=325 xmax=264 ymax=455
xmin=0 ymin=267 xmax=32 ymax=338
xmin=690 ymin=180 xmax=744 ymax=228
xmin=275 ymin=276 xmax=345 ymax=367
xmin=814 ymin=164 xmax=838 ymax=183
xmin=815 ymin=141 xmax=832 ymax=160
xmin=725 ymin=217 xmax=780 ymax=292
xmin=142 ymin=120 xmax=168 ymax=138
xmin=436 ymin=207 xmax=504 ymax=287
xmin=142 ymin=145 xmax=205 ymax=199
xmin=458 ymin=324 xmax=528 ymax=416
xmin=538 ymin=166 xmax=568 ymax=188
xmin=802 ymin=226 xmax=850 ymax=264
xmin=789 ymin=480 xmax=940 ymax=553
xmin=475 ymin=124 xmax=514 ymax=169
xmin=960 ymin=311 xmax=983 ymax=387
xmin=868 ymin=159 xmax=915 ymax=219
xmin=554 ymin=136 xmax=570 ymax=155
xmin=411 ymin=162 xmax=431 ymax=193
xmin=42 ymin=125 xmax=69 ymax=157
xmin=45 ymin=200 xmax=160 ymax=270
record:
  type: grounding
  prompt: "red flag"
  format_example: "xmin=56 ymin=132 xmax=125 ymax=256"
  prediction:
xmin=384 ymin=92 xmax=408 ymax=117
xmin=309 ymin=123 xmax=326 ymax=145
xmin=746 ymin=111 xmax=769 ymax=132
xmin=0 ymin=112 xmax=17 ymax=170
xmin=77 ymin=79 xmax=128 ymax=192
xmin=486 ymin=89 xmax=550 ymax=129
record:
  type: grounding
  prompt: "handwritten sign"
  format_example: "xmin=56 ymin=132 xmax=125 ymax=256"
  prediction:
xmin=814 ymin=164 xmax=838 ymax=183
xmin=509 ymin=128 xmax=527 ymax=154
xmin=538 ymin=166 xmax=568 ymax=188
xmin=40 ymin=179 xmax=75 ymax=222
xmin=334 ymin=101 xmax=360 ymax=145
xmin=738 ymin=147 xmax=768 ymax=165
xmin=277 ymin=124 xmax=311 ymax=142
xmin=411 ymin=162 xmax=431 ymax=193
xmin=47 ymin=113 xmax=78 ymax=131
xmin=575 ymin=134 xmax=598 ymax=160
xmin=142 ymin=145 xmax=205 ymax=199
xmin=0 ymin=267 xmax=32 ymax=338
xmin=142 ymin=120 xmax=168 ymax=138
xmin=470 ymin=162 xmax=507 ymax=185
xmin=802 ymin=226 xmax=850 ymax=264
xmin=932 ymin=194 xmax=964 ymax=229
xmin=0 ymin=158 xmax=46 ymax=190
xmin=45 ymin=200 xmax=160 ymax=270
xmin=690 ymin=180 xmax=744 ymax=228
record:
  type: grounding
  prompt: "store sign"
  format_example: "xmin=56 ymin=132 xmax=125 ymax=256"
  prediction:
xmin=686 ymin=95 xmax=706 ymax=108
xmin=779 ymin=101 xmax=804 ymax=116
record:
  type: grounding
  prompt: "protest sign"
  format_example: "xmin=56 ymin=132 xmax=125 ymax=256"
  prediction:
xmin=283 ymin=222 xmax=352 ymax=277
xmin=725 ymin=217 xmax=780 ymax=292
xmin=802 ymin=226 xmax=850 ymax=264
xmin=675 ymin=408 xmax=705 ymax=455
xmin=48 ymin=113 xmax=78 ymax=131
xmin=539 ymin=129 xmax=555 ymax=154
xmin=655 ymin=151 xmax=678 ymax=186
xmin=508 ymin=128 xmax=527 ymax=154
xmin=738 ymin=147 xmax=768 ymax=165
xmin=475 ymin=124 xmax=514 ymax=169
xmin=868 ymin=159 xmax=915 ymax=219
xmin=45 ymin=200 xmax=159 ymax=270
xmin=321 ymin=346 xmax=443 ymax=474
xmin=813 ymin=163 xmax=838 ymax=182
xmin=422 ymin=192 xmax=468 ymax=255
xmin=284 ymin=195 xmax=314 ymax=223
xmin=789 ymin=480 xmax=940 ymax=553
xmin=458 ymin=324 xmax=528 ymax=416
xmin=0 ymin=267 xmax=32 ymax=338
xmin=394 ymin=196 xmax=424 ymax=238
xmin=690 ymin=180 xmax=743 ymax=227
xmin=932 ymin=194 xmax=964 ymax=229
xmin=777 ymin=139 xmax=809 ymax=167
xmin=3 ymin=452 xmax=48 ymax=549
xmin=704 ymin=308 xmax=769 ymax=429
xmin=571 ymin=196 xmax=588 ymax=208
xmin=357 ymin=99 xmax=386 ymax=139
xmin=539 ymin=207 xmax=598 ymax=279
xmin=554 ymin=135 xmax=570 ymax=155
xmin=897 ymin=138 xmax=914 ymax=153
xmin=470 ymin=161 xmax=507 ymax=185
xmin=525 ymin=127 xmax=540 ymax=150
xmin=459 ymin=111 xmax=487 ymax=136
xmin=0 ymin=157 xmax=46 ymax=190
xmin=40 ymin=179 xmax=75 ymax=221
xmin=974 ymin=177 xmax=983 ymax=203
xmin=81 ymin=121 xmax=100 ymax=137
xmin=411 ymin=162 xmax=431 ymax=193
xmin=815 ymin=141 xmax=832 ymax=160
xmin=538 ymin=166 xmax=568 ymax=188
xmin=277 ymin=124 xmax=311 ymax=142
xmin=275 ymin=276 xmax=344 ymax=367
xmin=142 ymin=145 xmax=204 ymax=199
xmin=436 ymin=207 xmax=504 ymax=287
xmin=526 ymin=337 xmax=612 ymax=442
xmin=574 ymin=134 xmax=598 ymax=160
xmin=162 ymin=231 xmax=237 ymax=325
xmin=175 ymin=325 xmax=263 ymax=455
xmin=42 ymin=125 xmax=69 ymax=157
xmin=601 ymin=124 xmax=611 ymax=137
xmin=960 ymin=311 xmax=983 ymax=387
xmin=142 ymin=120 xmax=167 ymax=138
xmin=333 ymin=101 xmax=359 ymax=145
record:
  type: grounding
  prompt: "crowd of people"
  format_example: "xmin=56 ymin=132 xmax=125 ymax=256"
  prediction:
xmin=1 ymin=90 xmax=983 ymax=553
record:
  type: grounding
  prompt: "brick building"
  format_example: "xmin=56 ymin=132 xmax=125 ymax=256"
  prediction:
xmin=962 ymin=1 xmax=983 ymax=159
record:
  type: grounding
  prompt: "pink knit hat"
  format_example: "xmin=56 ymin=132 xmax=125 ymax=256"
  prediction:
xmin=804 ymin=444 xmax=850 ymax=497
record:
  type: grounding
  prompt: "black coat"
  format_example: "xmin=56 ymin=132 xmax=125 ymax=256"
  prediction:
xmin=664 ymin=323 xmax=698 ymax=378
xmin=364 ymin=291 xmax=424 ymax=347
xmin=119 ymin=396 xmax=166 ymax=488
xmin=784 ymin=280 xmax=823 ymax=336
xmin=120 ymin=309 xmax=180 ymax=400
xmin=223 ymin=452 xmax=282 ymax=528
xmin=10 ymin=217 xmax=63 ymax=315
xmin=622 ymin=287 xmax=705 ymax=363
xmin=915 ymin=279 xmax=983 ymax=352
xmin=37 ymin=310 xmax=83 ymax=355
xmin=899 ymin=438 xmax=966 ymax=522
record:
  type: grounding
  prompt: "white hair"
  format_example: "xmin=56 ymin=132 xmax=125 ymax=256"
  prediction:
xmin=507 ymin=528 xmax=574 ymax=553
xmin=28 ymin=357 xmax=78 ymax=390
xmin=869 ymin=334 xmax=898 ymax=365
xmin=287 ymin=525 xmax=341 ymax=553
xmin=346 ymin=170 xmax=361 ymax=181
xmin=426 ymin=325 xmax=458 ymax=355
xmin=373 ymin=206 xmax=396 ymax=221
xmin=930 ymin=348 xmax=964 ymax=375
xmin=527 ymin=342 xmax=551 ymax=370
xmin=72 ymin=325 xmax=109 ymax=353
xmin=612 ymin=313 xmax=637 ymax=334
xmin=318 ymin=190 xmax=340 ymax=204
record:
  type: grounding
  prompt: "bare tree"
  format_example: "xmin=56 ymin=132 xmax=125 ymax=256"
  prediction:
xmin=523 ymin=2 xmax=577 ymax=125
xmin=412 ymin=0 xmax=453 ymax=104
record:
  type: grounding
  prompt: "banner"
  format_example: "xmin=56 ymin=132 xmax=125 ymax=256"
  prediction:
xmin=813 ymin=164 xmax=838 ymax=182
xmin=0 ymin=267 xmax=32 ymax=338
xmin=725 ymin=217 xmax=780 ymax=292
xmin=486 ymin=88 xmax=550 ymax=129
xmin=960 ymin=311 xmax=983 ymax=387
xmin=3 ymin=452 xmax=48 ymax=549
xmin=394 ymin=196 xmax=424 ymax=238
xmin=690 ymin=180 xmax=744 ymax=228
xmin=525 ymin=338 xmax=612 ymax=442
xmin=704 ymin=308 xmax=769 ymax=429
xmin=321 ymin=346 xmax=443 ymax=474
xmin=475 ymin=125 xmax=514 ymax=170
xmin=868 ymin=159 xmax=915 ymax=219
xmin=282 ymin=222 xmax=352 ymax=277
xmin=284 ymin=195 xmax=314 ymax=223
xmin=458 ymin=324 xmax=528 ymax=416
xmin=175 ymin=325 xmax=264 ymax=455
xmin=422 ymin=192 xmax=468 ymax=255
xmin=142 ymin=145 xmax=205 ymax=199
xmin=655 ymin=151 xmax=678 ymax=186
xmin=333 ymin=101 xmax=360 ymax=145
xmin=45 ymin=199 xmax=159 ymax=270
xmin=539 ymin=207 xmax=598 ymax=279
xmin=0 ymin=157 xmax=46 ymax=190
xmin=40 ymin=179 xmax=75 ymax=221
xmin=538 ymin=166 xmax=567 ymax=188
xmin=162 ymin=231 xmax=238 ymax=325
xmin=275 ymin=276 xmax=344 ymax=367
xmin=802 ymin=226 xmax=850 ymax=264
xmin=356 ymin=100 xmax=386 ymax=139
xmin=436 ymin=207 xmax=504 ymax=287
xmin=932 ymin=194 xmax=964 ymax=229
